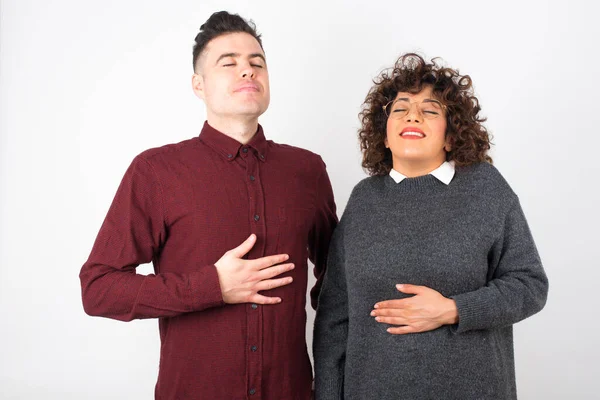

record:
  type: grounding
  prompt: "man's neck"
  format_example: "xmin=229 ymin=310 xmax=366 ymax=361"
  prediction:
xmin=207 ymin=116 xmax=259 ymax=145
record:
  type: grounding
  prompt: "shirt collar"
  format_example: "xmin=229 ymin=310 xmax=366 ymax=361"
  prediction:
xmin=389 ymin=161 xmax=455 ymax=185
xmin=198 ymin=121 xmax=269 ymax=162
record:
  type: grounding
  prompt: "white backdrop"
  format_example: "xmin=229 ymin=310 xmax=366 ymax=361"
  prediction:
xmin=1 ymin=0 xmax=598 ymax=399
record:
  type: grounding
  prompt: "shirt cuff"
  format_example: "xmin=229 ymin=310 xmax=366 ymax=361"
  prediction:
xmin=188 ymin=264 xmax=226 ymax=311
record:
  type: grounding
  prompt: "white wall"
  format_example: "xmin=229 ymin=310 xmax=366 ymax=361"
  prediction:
xmin=1 ymin=0 xmax=597 ymax=398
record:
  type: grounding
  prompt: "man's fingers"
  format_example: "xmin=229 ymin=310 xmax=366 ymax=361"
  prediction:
xmin=256 ymin=263 xmax=294 ymax=281
xmin=255 ymin=276 xmax=294 ymax=292
xmin=229 ymin=234 xmax=257 ymax=258
xmin=249 ymin=293 xmax=282 ymax=305
xmin=252 ymin=253 xmax=290 ymax=270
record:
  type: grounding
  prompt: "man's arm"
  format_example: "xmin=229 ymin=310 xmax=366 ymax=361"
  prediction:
xmin=80 ymin=155 xmax=294 ymax=322
xmin=308 ymin=157 xmax=338 ymax=310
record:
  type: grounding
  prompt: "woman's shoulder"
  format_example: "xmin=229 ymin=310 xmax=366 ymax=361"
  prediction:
xmin=456 ymin=162 xmax=517 ymax=200
xmin=339 ymin=175 xmax=387 ymax=213
xmin=351 ymin=174 xmax=387 ymax=196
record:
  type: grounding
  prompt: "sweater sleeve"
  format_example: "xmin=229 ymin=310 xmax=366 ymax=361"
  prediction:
xmin=451 ymin=198 xmax=549 ymax=333
xmin=308 ymin=157 xmax=338 ymax=310
xmin=313 ymin=222 xmax=348 ymax=400
xmin=79 ymin=155 xmax=224 ymax=322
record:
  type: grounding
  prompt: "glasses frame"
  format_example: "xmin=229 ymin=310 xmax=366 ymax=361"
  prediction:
xmin=382 ymin=98 xmax=447 ymax=120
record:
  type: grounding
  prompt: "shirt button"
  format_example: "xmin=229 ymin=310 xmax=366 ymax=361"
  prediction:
xmin=250 ymin=175 xmax=255 ymax=181
xmin=242 ymin=147 xmax=249 ymax=153
xmin=251 ymin=303 xmax=258 ymax=309
xmin=249 ymin=388 xmax=256 ymax=395
xmin=254 ymin=214 xmax=260 ymax=221
xmin=227 ymin=154 xmax=232 ymax=159
xmin=251 ymin=345 xmax=258 ymax=352
xmin=259 ymin=154 xmax=264 ymax=160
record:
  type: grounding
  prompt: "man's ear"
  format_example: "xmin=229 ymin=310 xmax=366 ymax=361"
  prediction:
xmin=191 ymin=73 xmax=205 ymax=101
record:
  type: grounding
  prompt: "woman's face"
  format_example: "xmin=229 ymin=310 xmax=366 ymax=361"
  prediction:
xmin=385 ymin=86 xmax=449 ymax=175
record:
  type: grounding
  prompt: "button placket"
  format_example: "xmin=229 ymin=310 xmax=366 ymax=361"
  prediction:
xmin=244 ymin=150 xmax=264 ymax=398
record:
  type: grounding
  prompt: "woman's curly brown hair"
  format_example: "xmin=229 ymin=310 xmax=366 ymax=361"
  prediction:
xmin=359 ymin=53 xmax=492 ymax=176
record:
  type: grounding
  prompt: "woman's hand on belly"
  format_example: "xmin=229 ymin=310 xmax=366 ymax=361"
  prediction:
xmin=370 ymin=284 xmax=459 ymax=334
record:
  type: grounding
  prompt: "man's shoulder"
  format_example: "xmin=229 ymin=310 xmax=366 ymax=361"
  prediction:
xmin=267 ymin=140 xmax=325 ymax=168
xmin=135 ymin=136 xmax=200 ymax=163
xmin=269 ymin=140 xmax=321 ymax=158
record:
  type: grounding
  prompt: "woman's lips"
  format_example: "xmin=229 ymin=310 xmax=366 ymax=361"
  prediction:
xmin=400 ymin=128 xmax=426 ymax=139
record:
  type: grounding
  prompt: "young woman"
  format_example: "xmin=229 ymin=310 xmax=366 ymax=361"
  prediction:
xmin=314 ymin=53 xmax=548 ymax=400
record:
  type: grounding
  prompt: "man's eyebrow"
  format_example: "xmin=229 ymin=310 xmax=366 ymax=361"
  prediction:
xmin=215 ymin=53 xmax=239 ymax=65
xmin=215 ymin=53 xmax=266 ymax=65
xmin=248 ymin=53 xmax=266 ymax=62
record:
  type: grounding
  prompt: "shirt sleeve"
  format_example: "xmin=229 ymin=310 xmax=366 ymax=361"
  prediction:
xmin=308 ymin=157 xmax=338 ymax=310
xmin=79 ymin=155 xmax=225 ymax=322
xmin=451 ymin=197 xmax=549 ymax=333
xmin=313 ymin=222 xmax=348 ymax=400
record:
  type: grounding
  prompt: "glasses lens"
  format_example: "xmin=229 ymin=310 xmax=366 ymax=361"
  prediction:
xmin=419 ymin=101 xmax=443 ymax=119
xmin=388 ymin=100 xmax=410 ymax=119
xmin=386 ymin=99 xmax=444 ymax=119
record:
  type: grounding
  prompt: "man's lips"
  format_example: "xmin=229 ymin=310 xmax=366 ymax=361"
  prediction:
xmin=400 ymin=127 xmax=426 ymax=139
xmin=234 ymin=84 xmax=260 ymax=92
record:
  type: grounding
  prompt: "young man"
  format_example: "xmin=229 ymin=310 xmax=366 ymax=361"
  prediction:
xmin=80 ymin=11 xmax=337 ymax=399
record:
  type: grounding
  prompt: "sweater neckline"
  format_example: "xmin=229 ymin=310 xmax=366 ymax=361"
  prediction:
xmin=384 ymin=173 xmax=447 ymax=193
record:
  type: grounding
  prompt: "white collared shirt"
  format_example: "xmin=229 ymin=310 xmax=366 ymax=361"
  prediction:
xmin=389 ymin=161 xmax=455 ymax=185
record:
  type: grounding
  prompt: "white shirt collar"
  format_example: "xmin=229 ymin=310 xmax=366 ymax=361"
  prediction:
xmin=389 ymin=161 xmax=455 ymax=185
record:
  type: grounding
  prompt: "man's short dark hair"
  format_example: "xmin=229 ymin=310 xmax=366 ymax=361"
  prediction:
xmin=192 ymin=11 xmax=263 ymax=71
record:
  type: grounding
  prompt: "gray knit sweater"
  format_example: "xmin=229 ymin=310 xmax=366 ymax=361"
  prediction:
xmin=313 ymin=162 xmax=548 ymax=400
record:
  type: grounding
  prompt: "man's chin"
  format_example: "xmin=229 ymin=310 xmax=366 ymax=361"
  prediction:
xmin=234 ymin=105 xmax=268 ymax=118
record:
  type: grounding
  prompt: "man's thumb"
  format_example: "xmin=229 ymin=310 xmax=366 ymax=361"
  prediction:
xmin=230 ymin=234 xmax=256 ymax=258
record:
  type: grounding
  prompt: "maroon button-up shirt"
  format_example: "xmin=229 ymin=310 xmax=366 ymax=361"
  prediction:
xmin=80 ymin=122 xmax=338 ymax=400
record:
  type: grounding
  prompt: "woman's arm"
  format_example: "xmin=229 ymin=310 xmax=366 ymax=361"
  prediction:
xmin=372 ymin=198 xmax=548 ymax=334
xmin=313 ymin=224 xmax=348 ymax=399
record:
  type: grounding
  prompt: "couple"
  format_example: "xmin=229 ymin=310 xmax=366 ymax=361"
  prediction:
xmin=79 ymin=11 xmax=548 ymax=400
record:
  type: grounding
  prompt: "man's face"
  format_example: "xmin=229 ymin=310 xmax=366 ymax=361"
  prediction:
xmin=192 ymin=32 xmax=270 ymax=121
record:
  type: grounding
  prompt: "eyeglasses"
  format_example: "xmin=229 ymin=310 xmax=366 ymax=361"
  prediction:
xmin=383 ymin=98 xmax=446 ymax=120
